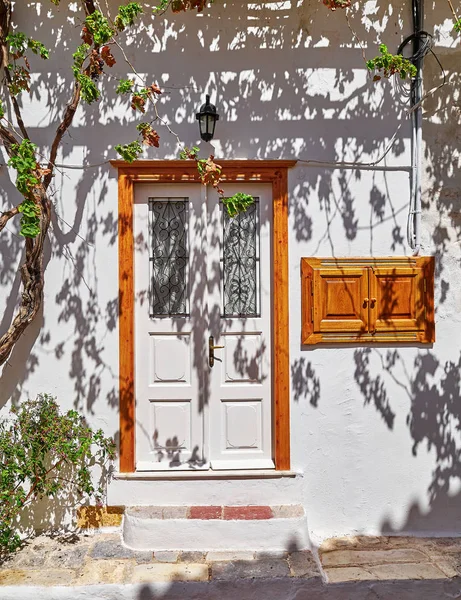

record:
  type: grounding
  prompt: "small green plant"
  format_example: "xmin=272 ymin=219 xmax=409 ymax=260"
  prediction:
xmin=454 ymin=19 xmax=461 ymax=34
xmin=0 ymin=394 xmax=115 ymax=554
xmin=367 ymin=44 xmax=417 ymax=81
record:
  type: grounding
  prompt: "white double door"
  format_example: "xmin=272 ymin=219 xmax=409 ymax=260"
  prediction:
xmin=134 ymin=183 xmax=274 ymax=471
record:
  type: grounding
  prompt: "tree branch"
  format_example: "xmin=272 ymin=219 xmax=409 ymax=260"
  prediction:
xmin=0 ymin=1 xmax=11 ymax=72
xmin=0 ymin=187 xmax=51 ymax=367
xmin=0 ymin=121 xmax=20 ymax=154
xmin=447 ymin=0 xmax=459 ymax=21
xmin=0 ymin=205 xmax=19 ymax=233
xmin=0 ymin=1 xmax=29 ymax=140
xmin=81 ymin=0 xmax=97 ymax=17
xmin=43 ymin=84 xmax=81 ymax=189
xmin=4 ymin=69 xmax=30 ymax=140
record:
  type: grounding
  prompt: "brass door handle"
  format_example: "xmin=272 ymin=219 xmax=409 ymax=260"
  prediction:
xmin=370 ymin=297 xmax=377 ymax=308
xmin=209 ymin=336 xmax=224 ymax=368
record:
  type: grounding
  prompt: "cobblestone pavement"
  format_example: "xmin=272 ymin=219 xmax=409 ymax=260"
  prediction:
xmin=1 ymin=533 xmax=461 ymax=587
xmin=0 ymin=533 xmax=320 ymax=586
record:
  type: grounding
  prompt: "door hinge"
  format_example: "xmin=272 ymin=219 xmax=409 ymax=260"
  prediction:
xmin=311 ymin=305 xmax=314 ymax=323
xmin=424 ymin=278 xmax=427 ymax=293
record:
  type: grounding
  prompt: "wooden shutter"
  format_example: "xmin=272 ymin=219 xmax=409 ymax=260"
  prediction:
xmin=301 ymin=257 xmax=435 ymax=345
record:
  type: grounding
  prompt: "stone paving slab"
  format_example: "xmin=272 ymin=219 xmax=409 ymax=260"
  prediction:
xmin=319 ymin=535 xmax=461 ymax=583
xmin=2 ymin=533 xmax=461 ymax=587
xmin=132 ymin=563 xmax=209 ymax=583
xmin=321 ymin=548 xmax=429 ymax=567
xmin=212 ymin=558 xmax=290 ymax=580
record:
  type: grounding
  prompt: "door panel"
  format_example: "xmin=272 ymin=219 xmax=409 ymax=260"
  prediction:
xmin=134 ymin=184 xmax=207 ymax=471
xmin=134 ymin=183 xmax=273 ymax=471
xmin=208 ymin=185 xmax=274 ymax=469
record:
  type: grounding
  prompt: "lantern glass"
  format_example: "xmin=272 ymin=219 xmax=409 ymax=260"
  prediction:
xmin=196 ymin=94 xmax=219 ymax=142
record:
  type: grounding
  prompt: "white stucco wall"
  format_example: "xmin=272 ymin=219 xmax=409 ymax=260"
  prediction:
xmin=0 ymin=1 xmax=460 ymax=544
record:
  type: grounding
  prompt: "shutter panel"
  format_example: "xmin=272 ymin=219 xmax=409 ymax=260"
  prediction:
xmin=301 ymin=258 xmax=369 ymax=344
xmin=313 ymin=267 xmax=368 ymax=333
xmin=369 ymin=257 xmax=434 ymax=343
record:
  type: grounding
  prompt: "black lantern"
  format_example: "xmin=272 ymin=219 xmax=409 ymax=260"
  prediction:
xmin=196 ymin=94 xmax=219 ymax=142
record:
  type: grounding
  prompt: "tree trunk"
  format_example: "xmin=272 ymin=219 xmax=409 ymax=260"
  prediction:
xmin=0 ymin=189 xmax=51 ymax=367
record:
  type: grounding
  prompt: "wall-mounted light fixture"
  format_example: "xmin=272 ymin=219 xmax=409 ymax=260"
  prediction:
xmin=196 ymin=94 xmax=219 ymax=142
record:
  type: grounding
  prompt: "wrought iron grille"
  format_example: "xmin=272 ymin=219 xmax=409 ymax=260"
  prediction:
xmin=149 ymin=199 xmax=189 ymax=316
xmin=221 ymin=199 xmax=260 ymax=317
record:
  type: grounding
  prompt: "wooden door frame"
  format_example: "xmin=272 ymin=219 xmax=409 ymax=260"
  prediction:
xmin=111 ymin=159 xmax=296 ymax=472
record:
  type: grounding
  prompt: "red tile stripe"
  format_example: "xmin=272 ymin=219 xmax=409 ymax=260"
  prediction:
xmin=188 ymin=506 xmax=223 ymax=519
xmin=223 ymin=506 xmax=273 ymax=520
xmin=187 ymin=506 xmax=274 ymax=520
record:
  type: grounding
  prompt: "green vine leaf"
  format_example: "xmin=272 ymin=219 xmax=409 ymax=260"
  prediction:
xmin=17 ymin=201 xmax=41 ymax=238
xmin=84 ymin=11 xmax=114 ymax=46
xmin=27 ymin=39 xmax=50 ymax=60
xmin=7 ymin=32 xmax=49 ymax=60
xmin=222 ymin=192 xmax=254 ymax=217
xmin=454 ymin=19 xmax=461 ymax=34
xmin=115 ymin=140 xmax=143 ymax=162
xmin=153 ymin=0 xmax=171 ymax=13
xmin=115 ymin=3 xmax=144 ymax=31
xmin=116 ymin=78 xmax=134 ymax=94
xmin=75 ymin=73 xmax=100 ymax=104
xmin=179 ymin=146 xmax=200 ymax=160
xmin=7 ymin=140 xmax=42 ymax=238
xmin=72 ymin=44 xmax=90 ymax=71
xmin=8 ymin=139 xmax=39 ymax=195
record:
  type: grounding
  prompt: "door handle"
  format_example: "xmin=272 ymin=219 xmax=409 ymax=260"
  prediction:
xmin=209 ymin=336 xmax=224 ymax=368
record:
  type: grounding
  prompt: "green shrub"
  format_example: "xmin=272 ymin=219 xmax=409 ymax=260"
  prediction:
xmin=0 ymin=394 xmax=115 ymax=554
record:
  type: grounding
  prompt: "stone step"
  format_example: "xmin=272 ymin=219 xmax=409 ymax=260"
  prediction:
xmin=122 ymin=504 xmax=309 ymax=551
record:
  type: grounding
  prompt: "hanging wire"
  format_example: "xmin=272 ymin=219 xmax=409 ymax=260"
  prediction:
xmin=393 ymin=30 xmax=435 ymax=108
xmin=394 ymin=29 xmax=446 ymax=113
xmin=395 ymin=18 xmax=447 ymax=250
